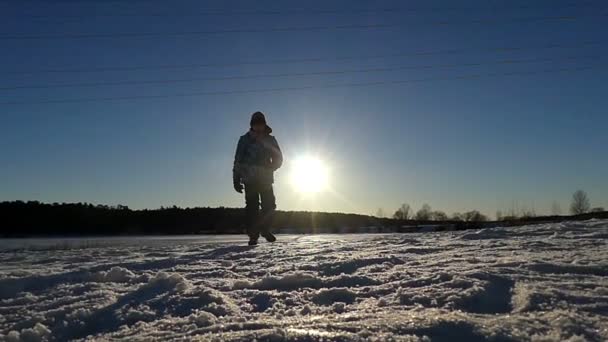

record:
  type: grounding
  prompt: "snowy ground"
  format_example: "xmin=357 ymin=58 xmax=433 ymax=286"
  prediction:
xmin=1 ymin=220 xmax=607 ymax=341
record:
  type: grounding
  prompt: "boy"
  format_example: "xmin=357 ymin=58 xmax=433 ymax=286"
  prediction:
xmin=233 ymin=111 xmax=283 ymax=245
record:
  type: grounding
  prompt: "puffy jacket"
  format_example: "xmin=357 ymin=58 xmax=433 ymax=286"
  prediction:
xmin=233 ymin=128 xmax=283 ymax=185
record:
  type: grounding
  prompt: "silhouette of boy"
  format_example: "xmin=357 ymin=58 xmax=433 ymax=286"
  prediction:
xmin=233 ymin=112 xmax=283 ymax=245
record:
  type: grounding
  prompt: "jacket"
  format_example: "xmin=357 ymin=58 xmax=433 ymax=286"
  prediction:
xmin=233 ymin=128 xmax=283 ymax=185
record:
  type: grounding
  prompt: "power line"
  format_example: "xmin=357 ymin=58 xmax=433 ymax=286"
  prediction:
xmin=18 ymin=2 xmax=605 ymax=18
xmin=0 ymin=65 xmax=600 ymax=106
xmin=2 ymin=14 xmax=605 ymax=41
xmin=1 ymin=23 xmax=385 ymax=40
xmin=0 ymin=55 xmax=597 ymax=91
xmin=2 ymin=41 xmax=603 ymax=75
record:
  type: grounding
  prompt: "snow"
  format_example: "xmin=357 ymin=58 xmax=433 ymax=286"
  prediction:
xmin=0 ymin=220 xmax=607 ymax=341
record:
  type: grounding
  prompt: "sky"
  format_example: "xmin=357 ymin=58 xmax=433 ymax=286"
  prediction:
xmin=1 ymin=0 xmax=607 ymax=218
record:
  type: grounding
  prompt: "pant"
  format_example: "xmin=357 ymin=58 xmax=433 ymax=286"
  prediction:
xmin=244 ymin=182 xmax=276 ymax=239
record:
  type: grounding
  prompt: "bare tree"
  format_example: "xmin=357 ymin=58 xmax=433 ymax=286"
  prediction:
xmin=375 ymin=208 xmax=385 ymax=218
xmin=570 ymin=190 xmax=591 ymax=215
xmin=462 ymin=210 xmax=489 ymax=222
xmin=451 ymin=212 xmax=464 ymax=221
xmin=430 ymin=210 xmax=448 ymax=221
xmin=393 ymin=203 xmax=411 ymax=220
xmin=551 ymin=201 xmax=562 ymax=216
xmin=507 ymin=200 xmax=520 ymax=219
xmin=496 ymin=210 xmax=503 ymax=221
xmin=415 ymin=204 xmax=432 ymax=221
xmin=520 ymin=205 xmax=536 ymax=219
xmin=402 ymin=203 xmax=411 ymax=219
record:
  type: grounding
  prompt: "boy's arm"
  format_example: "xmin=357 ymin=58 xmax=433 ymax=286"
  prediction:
xmin=270 ymin=136 xmax=283 ymax=171
xmin=233 ymin=137 xmax=245 ymax=188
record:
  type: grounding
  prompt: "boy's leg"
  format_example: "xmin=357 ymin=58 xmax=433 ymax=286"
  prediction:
xmin=259 ymin=184 xmax=277 ymax=240
xmin=244 ymin=183 xmax=261 ymax=241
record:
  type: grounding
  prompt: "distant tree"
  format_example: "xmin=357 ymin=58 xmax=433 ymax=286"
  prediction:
xmin=376 ymin=208 xmax=385 ymax=218
xmin=504 ymin=201 xmax=535 ymax=218
xmin=551 ymin=201 xmax=562 ymax=216
xmin=393 ymin=203 xmax=411 ymax=220
xmin=505 ymin=200 xmax=522 ymax=219
xmin=393 ymin=210 xmax=401 ymax=220
xmin=430 ymin=210 xmax=448 ymax=221
xmin=591 ymin=207 xmax=605 ymax=213
xmin=415 ymin=204 xmax=432 ymax=221
xmin=462 ymin=210 xmax=488 ymax=222
xmin=570 ymin=190 xmax=591 ymax=215
xmin=451 ymin=212 xmax=464 ymax=221
xmin=520 ymin=206 xmax=536 ymax=219
xmin=401 ymin=203 xmax=411 ymax=220
xmin=496 ymin=210 xmax=503 ymax=221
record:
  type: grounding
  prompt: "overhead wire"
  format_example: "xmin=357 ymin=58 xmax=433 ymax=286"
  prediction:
xmin=2 ymin=41 xmax=603 ymax=75
xmin=0 ymin=65 xmax=601 ymax=106
xmin=1 ymin=13 xmax=606 ymax=41
xmin=0 ymin=55 xmax=598 ymax=91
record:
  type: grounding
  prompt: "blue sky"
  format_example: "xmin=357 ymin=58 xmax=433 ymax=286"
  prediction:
xmin=1 ymin=0 xmax=607 ymax=217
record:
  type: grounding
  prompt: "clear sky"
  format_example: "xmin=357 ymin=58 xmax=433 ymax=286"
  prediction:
xmin=1 ymin=0 xmax=607 ymax=217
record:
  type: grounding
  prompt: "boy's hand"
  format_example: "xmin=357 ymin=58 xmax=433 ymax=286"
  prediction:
xmin=233 ymin=181 xmax=243 ymax=193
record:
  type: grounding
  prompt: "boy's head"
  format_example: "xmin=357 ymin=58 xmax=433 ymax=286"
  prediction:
xmin=250 ymin=111 xmax=267 ymax=133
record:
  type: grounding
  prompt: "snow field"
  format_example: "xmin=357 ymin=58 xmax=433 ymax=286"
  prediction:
xmin=0 ymin=220 xmax=607 ymax=341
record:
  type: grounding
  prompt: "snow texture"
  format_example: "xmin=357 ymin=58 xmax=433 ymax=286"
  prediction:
xmin=1 ymin=220 xmax=607 ymax=341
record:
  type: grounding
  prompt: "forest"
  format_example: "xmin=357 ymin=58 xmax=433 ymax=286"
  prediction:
xmin=1 ymin=200 xmax=606 ymax=237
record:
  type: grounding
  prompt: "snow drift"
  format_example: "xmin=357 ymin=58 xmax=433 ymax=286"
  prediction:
xmin=0 ymin=220 xmax=607 ymax=341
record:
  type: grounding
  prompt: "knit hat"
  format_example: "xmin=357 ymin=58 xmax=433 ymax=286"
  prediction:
xmin=250 ymin=111 xmax=267 ymax=126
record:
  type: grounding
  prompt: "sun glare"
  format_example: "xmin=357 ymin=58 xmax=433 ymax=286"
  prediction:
xmin=290 ymin=156 xmax=329 ymax=194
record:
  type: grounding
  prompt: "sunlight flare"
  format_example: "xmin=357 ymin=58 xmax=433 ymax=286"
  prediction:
xmin=290 ymin=156 xmax=329 ymax=194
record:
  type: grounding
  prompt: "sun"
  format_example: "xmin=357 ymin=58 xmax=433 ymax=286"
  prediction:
xmin=290 ymin=156 xmax=329 ymax=194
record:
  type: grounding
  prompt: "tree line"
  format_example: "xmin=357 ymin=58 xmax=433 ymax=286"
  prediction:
xmin=0 ymin=201 xmax=383 ymax=237
xmin=381 ymin=203 xmax=489 ymax=222
xmin=2 ymin=200 xmax=482 ymax=237
xmin=383 ymin=190 xmax=605 ymax=222
xmin=497 ymin=190 xmax=604 ymax=220
xmin=1 ymin=195 xmax=606 ymax=237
